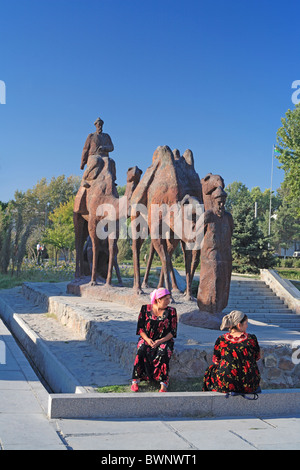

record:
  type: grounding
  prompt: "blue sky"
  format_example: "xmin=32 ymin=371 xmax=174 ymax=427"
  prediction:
xmin=0 ymin=0 xmax=299 ymax=203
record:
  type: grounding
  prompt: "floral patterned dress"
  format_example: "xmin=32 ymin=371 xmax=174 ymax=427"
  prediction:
xmin=132 ymin=304 xmax=178 ymax=385
xmin=203 ymin=333 xmax=261 ymax=394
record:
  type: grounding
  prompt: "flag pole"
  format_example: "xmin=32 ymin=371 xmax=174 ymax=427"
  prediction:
xmin=268 ymin=145 xmax=275 ymax=237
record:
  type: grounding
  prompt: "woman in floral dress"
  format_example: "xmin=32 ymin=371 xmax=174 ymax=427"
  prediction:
xmin=203 ymin=310 xmax=261 ymax=394
xmin=131 ymin=288 xmax=178 ymax=393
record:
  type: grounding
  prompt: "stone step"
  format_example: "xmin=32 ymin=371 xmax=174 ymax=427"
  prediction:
xmin=226 ymin=304 xmax=291 ymax=311
xmin=229 ymin=290 xmax=280 ymax=296
xmin=228 ymin=305 xmax=288 ymax=311
xmin=231 ymin=280 xmax=266 ymax=285
xmin=229 ymin=292 xmax=278 ymax=299
xmin=249 ymin=314 xmax=300 ymax=320
xmin=224 ymin=308 xmax=294 ymax=314
xmin=0 ymin=286 xmax=131 ymax=393
xmin=230 ymin=287 xmax=276 ymax=295
xmin=5 ymin=280 xmax=300 ymax=392
xmin=227 ymin=298 xmax=285 ymax=304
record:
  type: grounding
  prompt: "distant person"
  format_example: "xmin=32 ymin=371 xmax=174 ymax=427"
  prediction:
xmin=42 ymin=245 xmax=49 ymax=260
xmin=37 ymin=243 xmax=43 ymax=265
xmin=131 ymin=288 xmax=177 ymax=393
xmin=203 ymin=310 xmax=261 ymax=395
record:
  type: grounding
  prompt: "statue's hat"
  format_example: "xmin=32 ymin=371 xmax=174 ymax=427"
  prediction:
xmin=94 ymin=117 xmax=104 ymax=126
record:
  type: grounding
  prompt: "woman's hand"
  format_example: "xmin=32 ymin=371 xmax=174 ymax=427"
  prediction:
xmin=151 ymin=339 xmax=162 ymax=348
xmin=140 ymin=331 xmax=155 ymax=348
xmin=147 ymin=338 xmax=155 ymax=347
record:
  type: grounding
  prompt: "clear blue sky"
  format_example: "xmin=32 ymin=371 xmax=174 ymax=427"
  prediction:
xmin=0 ymin=0 xmax=299 ymax=203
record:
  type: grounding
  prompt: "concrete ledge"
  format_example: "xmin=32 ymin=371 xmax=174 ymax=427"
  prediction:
xmin=0 ymin=295 xmax=86 ymax=394
xmin=48 ymin=389 xmax=300 ymax=419
xmin=18 ymin=282 xmax=300 ymax=389
xmin=261 ymin=269 xmax=300 ymax=314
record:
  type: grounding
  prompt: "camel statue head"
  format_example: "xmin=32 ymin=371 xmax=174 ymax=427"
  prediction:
xmin=201 ymin=173 xmax=225 ymax=211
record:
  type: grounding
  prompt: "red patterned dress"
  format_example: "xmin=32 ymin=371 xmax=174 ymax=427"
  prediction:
xmin=203 ymin=333 xmax=261 ymax=394
xmin=132 ymin=304 xmax=178 ymax=385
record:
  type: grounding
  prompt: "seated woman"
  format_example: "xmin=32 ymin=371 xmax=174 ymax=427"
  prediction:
xmin=131 ymin=288 xmax=177 ymax=393
xmin=203 ymin=310 xmax=261 ymax=394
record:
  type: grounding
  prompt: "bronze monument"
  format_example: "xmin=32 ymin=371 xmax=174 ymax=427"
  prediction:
xmin=72 ymin=117 xmax=234 ymax=330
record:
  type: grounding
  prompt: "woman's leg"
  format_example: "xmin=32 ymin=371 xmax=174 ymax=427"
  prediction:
xmin=153 ymin=344 xmax=172 ymax=391
xmin=132 ymin=340 xmax=151 ymax=384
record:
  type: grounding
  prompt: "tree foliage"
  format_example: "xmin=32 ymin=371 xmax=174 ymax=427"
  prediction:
xmin=0 ymin=175 xmax=80 ymax=274
xmin=43 ymin=196 xmax=75 ymax=262
xmin=276 ymin=104 xmax=300 ymax=216
xmin=226 ymin=182 xmax=276 ymax=273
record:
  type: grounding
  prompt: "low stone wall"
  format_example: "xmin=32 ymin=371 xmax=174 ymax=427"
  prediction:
xmin=260 ymin=269 xmax=300 ymax=314
xmin=21 ymin=282 xmax=300 ymax=390
xmin=170 ymin=343 xmax=300 ymax=390
xmin=48 ymin=389 xmax=300 ymax=419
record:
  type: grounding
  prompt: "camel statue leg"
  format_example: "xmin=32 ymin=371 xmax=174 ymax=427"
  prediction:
xmin=114 ymin=257 xmax=123 ymax=286
xmin=105 ymin=237 xmax=117 ymax=286
xmin=157 ymin=241 xmax=180 ymax=292
xmin=181 ymin=241 xmax=193 ymax=300
xmin=89 ymin=220 xmax=100 ymax=286
xmin=181 ymin=242 xmax=200 ymax=300
xmin=132 ymin=237 xmax=144 ymax=294
xmin=152 ymin=238 xmax=172 ymax=294
xmin=141 ymin=241 xmax=155 ymax=288
xmin=191 ymin=248 xmax=200 ymax=281
xmin=74 ymin=213 xmax=88 ymax=278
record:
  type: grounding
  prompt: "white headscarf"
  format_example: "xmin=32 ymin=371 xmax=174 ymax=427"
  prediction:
xmin=220 ymin=310 xmax=245 ymax=330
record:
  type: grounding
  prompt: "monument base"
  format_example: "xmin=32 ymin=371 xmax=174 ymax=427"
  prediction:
xmin=67 ymin=278 xmax=224 ymax=330
xmin=66 ymin=277 xmax=205 ymax=319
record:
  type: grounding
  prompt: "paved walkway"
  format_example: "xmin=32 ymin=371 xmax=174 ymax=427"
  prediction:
xmin=0 ymin=318 xmax=64 ymax=450
xmin=0 ymin=315 xmax=300 ymax=450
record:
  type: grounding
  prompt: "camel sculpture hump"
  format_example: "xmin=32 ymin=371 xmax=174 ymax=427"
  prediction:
xmin=130 ymin=145 xmax=177 ymax=208
xmin=174 ymin=149 xmax=203 ymax=203
xmin=88 ymin=156 xmax=118 ymax=199
xmin=147 ymin=146 xmax=179 ymax=205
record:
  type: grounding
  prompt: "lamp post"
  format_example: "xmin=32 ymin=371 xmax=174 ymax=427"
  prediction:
xmin=268 ymin=145 xmax=275 ymax=237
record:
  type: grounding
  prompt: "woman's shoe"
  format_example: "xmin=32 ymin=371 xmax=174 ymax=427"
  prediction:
xmin=131 ymin=382 xmax=139 ymax=392
xmin=159 ymin=381 xmax=168 ymax=393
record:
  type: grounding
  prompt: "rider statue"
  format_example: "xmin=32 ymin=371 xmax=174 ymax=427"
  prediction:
xmin=80 ymin=117 xmax=114 ymax=188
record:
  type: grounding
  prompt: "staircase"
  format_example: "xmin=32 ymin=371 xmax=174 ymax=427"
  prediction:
xmin=224 ymin=278 xmax=300 ymax=331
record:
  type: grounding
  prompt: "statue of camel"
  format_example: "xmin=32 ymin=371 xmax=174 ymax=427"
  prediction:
xmin=73 ymin=156 xmax=142 ymax=286
xmin=141 ymin=194 xmax=201 ymax=300
xmin=130 ymin=146 xmax=202 ymax=296
xmin=140 ymin=149 xmax=203 ymax=299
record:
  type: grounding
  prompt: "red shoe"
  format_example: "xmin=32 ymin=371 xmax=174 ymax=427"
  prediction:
xmin=159 ymin=388 xmax=167 ymax=393
xmin=131 ymin=382 xmax=139 ymax=392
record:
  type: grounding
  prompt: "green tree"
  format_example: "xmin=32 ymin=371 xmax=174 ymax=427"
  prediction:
xmin=225 ymin=182 xmax=275 ymax=273
xmin=225 ymin=181 xmax=251 ymax=213
xmin=0 ymin=204 xmax=12 ymax=274
xmin=231 ymin=198 xmax=275 ymax=273
xmin=43 ymin=196 xmax=75 ymax=263
xmin=272 ymin=185 xmax=300 ymax=255
xmin=0 ymin=175 xmax=81 ymax=273
xmin=276 ymin=104 xmax=300 ymax=216
xmin=24 ymin=175 xmax=80 ymax=226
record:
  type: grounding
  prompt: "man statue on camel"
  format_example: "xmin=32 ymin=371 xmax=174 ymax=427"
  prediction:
xmin=80 ymin=117 xmax=115 ymax=188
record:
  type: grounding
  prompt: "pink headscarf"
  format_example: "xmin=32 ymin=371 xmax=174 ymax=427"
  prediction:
xmin=150 ymin=288 xmax=171 ymax=305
